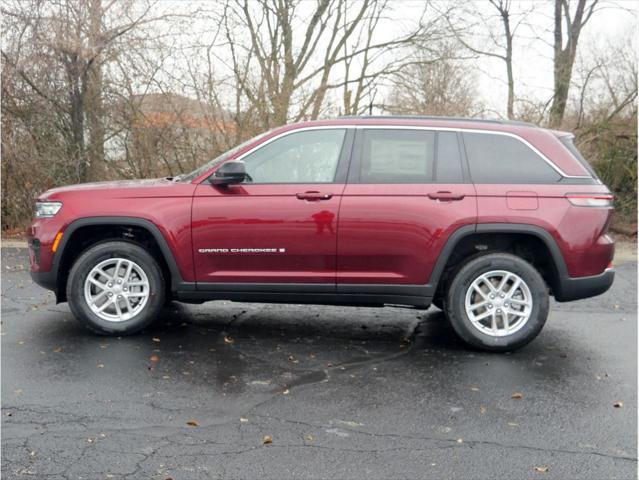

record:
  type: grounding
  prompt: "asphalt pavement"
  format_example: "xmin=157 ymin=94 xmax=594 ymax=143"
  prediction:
xmin=1 ymin=246 xmax=637 ymax=479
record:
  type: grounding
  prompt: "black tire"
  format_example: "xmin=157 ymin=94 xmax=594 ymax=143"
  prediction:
xmin=67 ymin=241 xmax=165 ymax=335
xmin=444 ymin=253 xmax=549 ymax=352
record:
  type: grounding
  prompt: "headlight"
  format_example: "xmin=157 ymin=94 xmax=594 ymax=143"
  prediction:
xmin=35 ymin=201 xmax=62 ymax=218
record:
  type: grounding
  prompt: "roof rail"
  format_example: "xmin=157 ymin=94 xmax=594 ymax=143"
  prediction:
xmin=337 ymin=115 xmax=535 ymax=127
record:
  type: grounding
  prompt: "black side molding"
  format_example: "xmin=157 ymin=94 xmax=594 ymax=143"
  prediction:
xmin=52 ymin=216 xmax=191 ymax=293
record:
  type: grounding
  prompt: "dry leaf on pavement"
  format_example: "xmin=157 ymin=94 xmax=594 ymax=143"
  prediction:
xmin=150 ymin=354 xmax=160 ymax=362
xmin=262 ymin=435 xmax=273 ymax=444
xmin=511 ymin=392 xmax=523 ymax=399
xmin=614 ymin=401 xmax=624 ymax=408
xmin=224 ymin=336 xmax=234 ymax=344
xmin=534 ymin=466 xmax=549 ymax=473
xmin=186 ymin=420 xmax=199 ymax=427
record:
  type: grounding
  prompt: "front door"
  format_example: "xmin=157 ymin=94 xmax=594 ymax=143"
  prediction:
xmin=192 ymin=128 xmax=352 ymax=285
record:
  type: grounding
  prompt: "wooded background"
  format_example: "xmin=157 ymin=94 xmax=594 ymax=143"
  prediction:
xmin=2 ymin=0 xmax=636 ymax=233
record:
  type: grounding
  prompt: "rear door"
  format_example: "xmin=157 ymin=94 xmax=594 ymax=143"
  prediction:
xmin=192 ymin=128 xmax=353 ymax=285
xmin=336 ymin=128 xmax=477 ymax=290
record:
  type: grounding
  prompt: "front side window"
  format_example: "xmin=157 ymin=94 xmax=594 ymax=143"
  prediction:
xmin=463 ymin=132 xmax=561 ymax=184
xmin=241 ymin=129 xmax=346 ymax=183
xmin=356 ymin=129 xmax=465 ymax=183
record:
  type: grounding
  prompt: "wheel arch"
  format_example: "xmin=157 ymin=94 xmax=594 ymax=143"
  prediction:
xmin=429 ymin=223 xmax=569 ymax=296
xmin=54 ymin=217 xmax=191 ymax=302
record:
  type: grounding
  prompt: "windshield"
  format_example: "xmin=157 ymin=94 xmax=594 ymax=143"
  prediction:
xmin=178 ymin=129 xmax=273 ymax=183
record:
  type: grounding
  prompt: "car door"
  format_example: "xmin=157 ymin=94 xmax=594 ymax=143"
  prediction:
xmin=336 ymin=127 xmax=477 ymax=294
xmin=192 ymin=127 xmax=353 ymax=286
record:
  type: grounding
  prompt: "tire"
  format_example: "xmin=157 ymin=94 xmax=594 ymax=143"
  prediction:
xmin=67 ymin=241 xmax=165 ymax=335
xmin=444 ymin=253 xmax=549 ymax=352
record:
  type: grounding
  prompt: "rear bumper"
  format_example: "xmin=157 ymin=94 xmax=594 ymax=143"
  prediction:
xmin=554 ymin=268 xmax=615 ymax=302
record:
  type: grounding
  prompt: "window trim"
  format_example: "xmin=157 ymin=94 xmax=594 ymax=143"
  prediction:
xmin=348 ymin=128 xmax=469 ymax=184
xmin=202 ymin=124 xmax=590 ymax=183
xmin=460 ymin=131 xmax=564 ymax=185
xmin=207 ymin=127 xmax=354 ymax=185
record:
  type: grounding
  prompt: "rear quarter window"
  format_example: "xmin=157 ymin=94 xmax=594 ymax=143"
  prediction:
xmin=462 ymin=132 xmax=561 ymax=184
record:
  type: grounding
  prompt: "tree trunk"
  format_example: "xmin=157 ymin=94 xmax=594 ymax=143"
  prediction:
xmin=549 ymin=0 xmax=592 ymax=128
xmin=86 ymin=0 xmax=104 ymax=181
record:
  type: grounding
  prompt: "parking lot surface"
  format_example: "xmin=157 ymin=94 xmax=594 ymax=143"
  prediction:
xmin=1 ymin=246 xmax=637 ymax=479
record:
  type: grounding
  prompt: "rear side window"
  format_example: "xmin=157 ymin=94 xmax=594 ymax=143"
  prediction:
xmin=559 ymin=136 xmax=599 ymax=180
xmin=463 ymin=132 xmax=561 ymax=184
xmin=357 ymin=129 xmax=464 ymax=183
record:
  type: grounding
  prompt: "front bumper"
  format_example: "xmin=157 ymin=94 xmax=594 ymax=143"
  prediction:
xmin=30 ymin=270 xmax=57 ymax=292
xmin=554 ymin=268 xmax=615 ymax=302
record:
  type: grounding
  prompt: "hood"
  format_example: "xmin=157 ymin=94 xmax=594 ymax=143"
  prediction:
xmin=39 ymin=178 xmax=177 ymax=199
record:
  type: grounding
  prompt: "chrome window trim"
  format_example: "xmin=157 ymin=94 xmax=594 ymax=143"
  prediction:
xmin=230 ymin=124 xmax=590 ymax=179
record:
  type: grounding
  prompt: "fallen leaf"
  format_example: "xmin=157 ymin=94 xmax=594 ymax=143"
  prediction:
xmin=262 ymin=435 xmax=273 ymax=444
xmin=511 ymin=392 xmax=523 ymax=400
xmin=508 ymin=422 xmax=519 ymax=427
xmin=224 ymin=336 xmax=234 ymax=344
xmin=240 ymin=417 xmax=248 ymax=423
xmin=87 ymin=438 xmax=95 ymax=443
xmin=614 ymin=401 xmax=624 ymax=408
xmin=53 ymin=346 xmax=63 ymax=353
xmin=282 ymin=389 xmax=290 ymax=395
xmin=480 ymin=405 xmax=487 ymax=414
xmin=304 ymin=434 xmax=314 ymax=441
xmin=186 ymin=420 xmax=199 ymax=427
xmin=613 ymin=304 xmax=620 ymax=310
xmin=534 ymin=466 xmax=549 ymax=473
xmin=152 ymin=337 xmax=161 ymax=343
xmin=150 ymin=354 xmax=160 ymax=362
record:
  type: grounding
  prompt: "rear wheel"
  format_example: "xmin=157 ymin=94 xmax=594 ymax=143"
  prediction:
xmin=444 ymin=253 xmax=549 ymax=352
xmin=67 ymin=241 xmax=165 ymax=335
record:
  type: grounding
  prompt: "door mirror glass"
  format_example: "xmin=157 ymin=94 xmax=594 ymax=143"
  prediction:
xmin=209 ymin=161 xmax=247 ymax=185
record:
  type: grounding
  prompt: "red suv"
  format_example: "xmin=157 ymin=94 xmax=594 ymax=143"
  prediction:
xmin=27 ymin=116 xmax=615 ymax=351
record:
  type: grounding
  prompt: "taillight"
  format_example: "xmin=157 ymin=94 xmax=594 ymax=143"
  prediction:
xmin=565 ymin=193 xmax=614 ymax=207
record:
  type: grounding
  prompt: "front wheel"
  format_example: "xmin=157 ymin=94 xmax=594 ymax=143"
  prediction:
xmin=67 ymin=241 xmax=165 ymax=335
xmin=444 ymin=253 xmax=549 ymax=352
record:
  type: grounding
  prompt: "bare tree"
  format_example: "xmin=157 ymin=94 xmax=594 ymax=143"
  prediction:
xmin=211 ymin=0 xmax=443 ymax=127
xmin=548 ymin=0 xmax=600 ymax=127
xmin=446 ymin=0 xmax=535 ymax=119
xmin=1 ymin=0 xmax=159 ymax=182
xmin=385 ymin=41 xmax=484 ymax=117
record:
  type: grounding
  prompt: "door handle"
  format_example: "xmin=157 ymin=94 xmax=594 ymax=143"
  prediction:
xmin=427 ymin=191 xmax=465 ymax=202
xmin=296 ymin=191 xmax=333 ymax=201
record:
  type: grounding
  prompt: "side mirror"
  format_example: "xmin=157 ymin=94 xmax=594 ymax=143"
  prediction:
xmin=209 ymin=161 xmax=246 ymax=185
